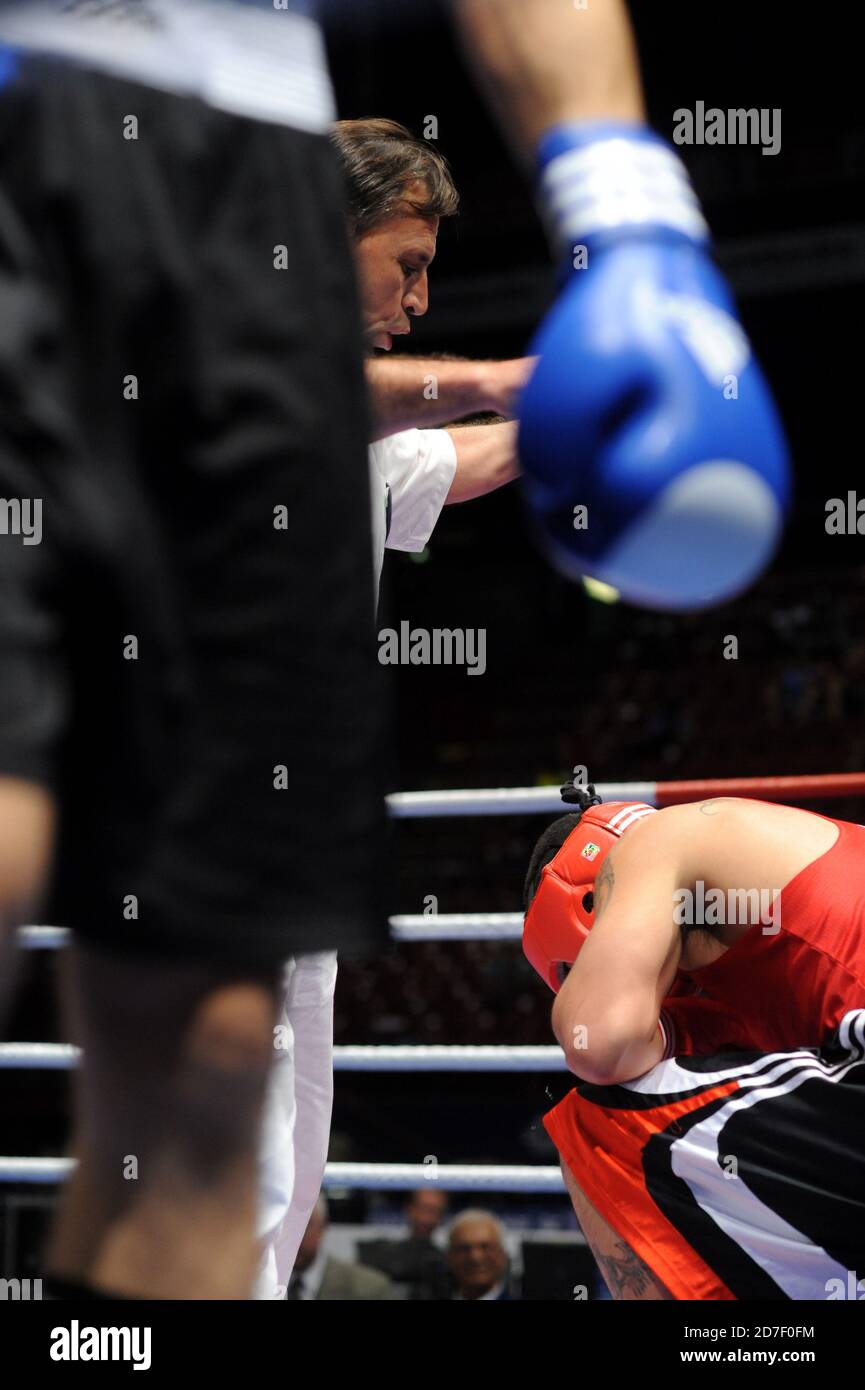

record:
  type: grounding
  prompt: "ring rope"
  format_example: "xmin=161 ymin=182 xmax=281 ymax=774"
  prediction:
xmin=0 ymin=1157 xmax=565 ymax=1192
xmin=388 ymin=771 xmax=865 ymax=818
xmin=0 ymin=1042 xmax=566 ymax=1072
xmin=8 ymin=771 xmax=862 ymax=1197
xmin=16 ymin=770 xmax=863 ymax=951
xmin=17 ymin=914 xmax=525 ymax=951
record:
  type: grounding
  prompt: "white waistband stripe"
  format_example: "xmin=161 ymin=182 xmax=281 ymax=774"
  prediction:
xmin=0 ymin=0 xmax=335 ymax=133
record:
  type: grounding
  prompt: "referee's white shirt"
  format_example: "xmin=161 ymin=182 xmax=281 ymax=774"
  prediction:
xmin=369 ymin=428 xmax=458 ymax=593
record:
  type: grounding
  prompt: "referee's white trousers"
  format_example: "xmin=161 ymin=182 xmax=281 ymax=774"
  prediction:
xmin=253 ymin=950 xmax=338 ymax=1300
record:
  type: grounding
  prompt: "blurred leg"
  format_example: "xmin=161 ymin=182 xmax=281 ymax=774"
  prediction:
xmin=0 ymin=777 xmax=55 ymax=1026
xmin=48 ymin=942 xmax=281 ymax=1299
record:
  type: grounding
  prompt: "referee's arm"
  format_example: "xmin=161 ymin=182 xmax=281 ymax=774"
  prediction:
xmin=444 ymin=420 xmax=520 ymax=503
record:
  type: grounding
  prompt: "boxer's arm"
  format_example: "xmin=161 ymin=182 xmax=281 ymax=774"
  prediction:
xmin=366 ymin=356 xmax=533 ymax=439
xmin=551 ymin=809 xmax=690 ymax=1086
xmin=555 ymin=998 xmax=667 ymax=1087
xmin=444 ymin=420 xmax=520 ymax=503
xmin=450 ymin=0 xmax=645 ymax=164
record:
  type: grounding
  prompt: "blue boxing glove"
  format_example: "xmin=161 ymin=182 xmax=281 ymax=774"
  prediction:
xmin=518 ymin=123 xmax=791 ymax=611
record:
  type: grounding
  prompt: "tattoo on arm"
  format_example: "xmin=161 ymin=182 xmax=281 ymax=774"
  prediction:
xmin=698 ymin=800 xmax=723 ymax=816
xmin=594 ymin=858 xmax=615 ymax=918
xmin=593 ymin=1237 xmax=673 ymax=1301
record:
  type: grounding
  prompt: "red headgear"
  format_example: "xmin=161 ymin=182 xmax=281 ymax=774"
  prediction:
xmin=523 ymin=800 xmax=657 ymax=992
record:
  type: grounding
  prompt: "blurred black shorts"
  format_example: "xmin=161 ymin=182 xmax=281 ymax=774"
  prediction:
xmin=0 ymin=53 xmax=388 ymax=967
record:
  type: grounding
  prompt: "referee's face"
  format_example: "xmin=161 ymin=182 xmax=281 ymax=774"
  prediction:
xmin=353 ymin=182 xmax=438 ymax=352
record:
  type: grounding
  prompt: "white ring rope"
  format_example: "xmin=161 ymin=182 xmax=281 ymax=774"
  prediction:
xmin=17 ymin=926 xmax=69 ymax=950
xmin=16 ymin=772 xmax=860 ymax=949
xmin=0 ymin=1042 xmax=566 ymax=1072
xmin=0 ymin=1157 xmax=565 ymax=1192
xmin=17 ymin=915 xmax=525 ymax=951
xmin=14 ymin=779 xmax=597 ymax=949
xmin=388 ymin=782 xmax=656 ymax=818
xmin=0 ymin=1044 xmax=79 ymax=1069
xmin=13 ymin=774 xmax=852 ymax=1193
xmin=335 ymin=1046 xmax=564 ymax=1071
xmin=0 ymin=1159 xmax=71 ymax=1184
xmin=391 ymin=913 xmax=523 ymax=941
xmin=325 ymin=1163 xmax=564 ymax=1193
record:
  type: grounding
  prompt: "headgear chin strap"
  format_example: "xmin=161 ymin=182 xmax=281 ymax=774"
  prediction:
xmin=523 ymin=791 xmax=657 ymax=992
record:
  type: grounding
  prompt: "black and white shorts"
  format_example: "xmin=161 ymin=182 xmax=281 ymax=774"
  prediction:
xmin=0 ymin=51 xmax=389 ymax=967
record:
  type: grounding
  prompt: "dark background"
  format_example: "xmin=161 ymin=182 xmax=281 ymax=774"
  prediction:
xmin=3 ymin=1 xmax=864 ymax=1271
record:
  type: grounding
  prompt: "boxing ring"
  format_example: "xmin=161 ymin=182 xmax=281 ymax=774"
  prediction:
xmin=2 ymin=770 xmax=864 ymax=1197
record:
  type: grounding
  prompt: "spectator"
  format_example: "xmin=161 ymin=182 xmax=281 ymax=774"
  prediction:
xmin=407 ymin=1188 xmax=448 ymax=1240
xmin=356 ymin=1189 xmax=450 ymax=1299
xmin=286 ymin=1197 xmax=397 ymax=1301
xmin=447 ymin=1210 xmax=515 ymax=1300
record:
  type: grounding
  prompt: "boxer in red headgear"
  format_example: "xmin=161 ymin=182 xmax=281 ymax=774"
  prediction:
xmin=522 ymin=780 xmax=865 ymax=1300
xmin=523 ymin=782 xmax=687 ymax=1073
xmin=523 ymin=791 xmax=657 ymax=992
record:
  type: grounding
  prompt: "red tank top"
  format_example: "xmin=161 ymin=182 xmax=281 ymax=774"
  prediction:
xmin=681 ymin=813 xmax=865 ymax=1050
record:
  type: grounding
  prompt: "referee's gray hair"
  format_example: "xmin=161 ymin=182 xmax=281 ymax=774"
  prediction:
xmin=330 ymin=117 xmax=459 ymax=237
